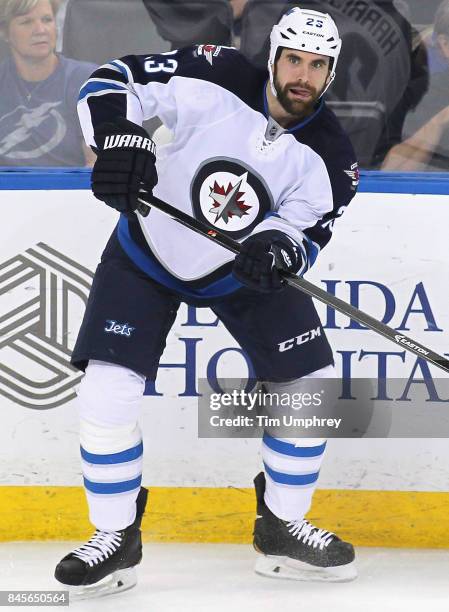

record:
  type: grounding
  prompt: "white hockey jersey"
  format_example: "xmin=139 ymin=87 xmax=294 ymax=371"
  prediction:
xmin=78 ymin=45 xmax=358 ymax=299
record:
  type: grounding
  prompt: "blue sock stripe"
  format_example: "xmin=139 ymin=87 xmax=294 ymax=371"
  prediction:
xmin=83 ymin=475 xmax=142 ymax=494
xmin=263 ymin=433 xmax=326 ymax=457
xmin=80 ymin=441 xmax=143 ymax=465
xmin=264 ymin=463 xmax=320 ymax=486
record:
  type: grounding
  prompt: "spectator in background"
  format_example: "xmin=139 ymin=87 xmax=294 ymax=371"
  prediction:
xmin=229 ymin=0 xmax=247 ymax=19
xmin=229 ymin=0 xmax=249 ymax=46
xmin=382 ymin=0 xmax=449 ymax=170
xmin=143 ymin=0 xmax=246 ymax=49
xmin=0 ymin=0 xmax=96 ymax=167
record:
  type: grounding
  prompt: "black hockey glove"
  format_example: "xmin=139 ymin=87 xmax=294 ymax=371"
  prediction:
xmin=233 ymin=230 xmax=304 ymax=293
xmin=91 ymin=117 xmax=158 ymax=216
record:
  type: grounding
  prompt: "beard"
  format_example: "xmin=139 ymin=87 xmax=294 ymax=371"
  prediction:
xmin=273 ymin=69 xmax=323 ymax=118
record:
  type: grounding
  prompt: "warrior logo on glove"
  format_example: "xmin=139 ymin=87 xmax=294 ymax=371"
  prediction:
xmin=103 ymin=134 xmax=156 ymax=154
xmin=91 ymin=117 xmax=158 ymax=217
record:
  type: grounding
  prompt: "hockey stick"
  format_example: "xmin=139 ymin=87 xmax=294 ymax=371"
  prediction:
xmin=136 ymin=193 xmax=449 ymax=375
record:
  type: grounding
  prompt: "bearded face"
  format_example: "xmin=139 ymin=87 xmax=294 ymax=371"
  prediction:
xmin=273 ymin=49 xmax=331 ymax=119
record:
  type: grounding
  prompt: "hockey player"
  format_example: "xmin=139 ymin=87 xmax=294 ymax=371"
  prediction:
xmin=54 ymin=7 xmax=359 ymax=598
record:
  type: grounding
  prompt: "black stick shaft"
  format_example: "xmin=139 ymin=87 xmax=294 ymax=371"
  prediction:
xmin=137 ymin=193 xmax=449 ymax=375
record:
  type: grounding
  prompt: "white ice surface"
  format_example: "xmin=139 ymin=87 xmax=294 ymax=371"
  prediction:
xmin=1 ymin=543 xmax=448 ymax=612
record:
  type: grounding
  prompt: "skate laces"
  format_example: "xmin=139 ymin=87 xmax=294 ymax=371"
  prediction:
xmin=286 ymin=519 xmax=335 ymax=550
xmin=71 ymin=530 xmax=123 ymax=567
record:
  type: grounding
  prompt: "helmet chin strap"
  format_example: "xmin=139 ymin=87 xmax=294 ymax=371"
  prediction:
xmin=318 ymin=72 xmax=335 ymax=98
xmin=268 ymin=61 xmax=278 ymax=98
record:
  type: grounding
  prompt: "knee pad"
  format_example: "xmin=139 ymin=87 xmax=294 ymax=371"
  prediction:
xmin=80 ymin=416 xmax=142 ymax=455
xmin=77 ymin=360 xmax=145 ymax=454
xmin=78 ymin=360 xmax=145 ymax=425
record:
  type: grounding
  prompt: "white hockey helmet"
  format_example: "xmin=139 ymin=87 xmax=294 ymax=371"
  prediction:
xmin=269 ymin=6 xmax=342 ymax=98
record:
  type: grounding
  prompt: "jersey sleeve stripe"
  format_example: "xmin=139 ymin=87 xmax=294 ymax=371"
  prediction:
xmin=101 ymin=62 xmax=122 ymax=72
xmin=110 ymin=59 xmax=134 ymax=83
xmin=89 ymin=68 xmax=128 ymax=84
xmin=79 ymin=80 xmax=129 ymax=103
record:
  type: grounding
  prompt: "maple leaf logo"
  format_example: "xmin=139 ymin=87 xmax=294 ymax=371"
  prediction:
xmin=209 ymin=173 xmax=251 ymax=224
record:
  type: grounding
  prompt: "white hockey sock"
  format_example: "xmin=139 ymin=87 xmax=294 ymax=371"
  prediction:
xmin=77 ymin=360 xmax=146 ymax=531
xmin=262 ymin=432 xmax=327 ymax=521
xmin=261 ymin=364 xmax=333 ymax=521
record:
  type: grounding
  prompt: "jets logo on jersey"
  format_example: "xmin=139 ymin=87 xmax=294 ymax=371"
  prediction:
xmin=344 ymin=163 xmax=360 ymax=189
xmin=191 ymin=159 xmax=273 ymax=239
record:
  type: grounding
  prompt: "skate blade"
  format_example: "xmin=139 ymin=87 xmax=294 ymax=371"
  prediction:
xmin=255 ymin=554 xmax=357 ymax=583
xmin=68 ymin=567 xmax=137 ymax=601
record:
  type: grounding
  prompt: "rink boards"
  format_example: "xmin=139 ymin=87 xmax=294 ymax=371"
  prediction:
xmin=1 ymin=171 xmax=449 ymax=546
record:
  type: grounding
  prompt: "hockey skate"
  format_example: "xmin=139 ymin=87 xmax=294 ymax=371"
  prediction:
xmin=253 ymin=472 xmax=357 ymax=582
xmin=54 ymin=486 xmax=148 ymax=600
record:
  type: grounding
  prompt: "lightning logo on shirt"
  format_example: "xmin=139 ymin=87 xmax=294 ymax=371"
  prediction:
xmin=0 ymin=102 xmax=66 ymax=158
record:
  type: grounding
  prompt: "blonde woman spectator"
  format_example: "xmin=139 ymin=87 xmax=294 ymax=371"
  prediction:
xmin=0 ymin=0 xmax=96 ymax=166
